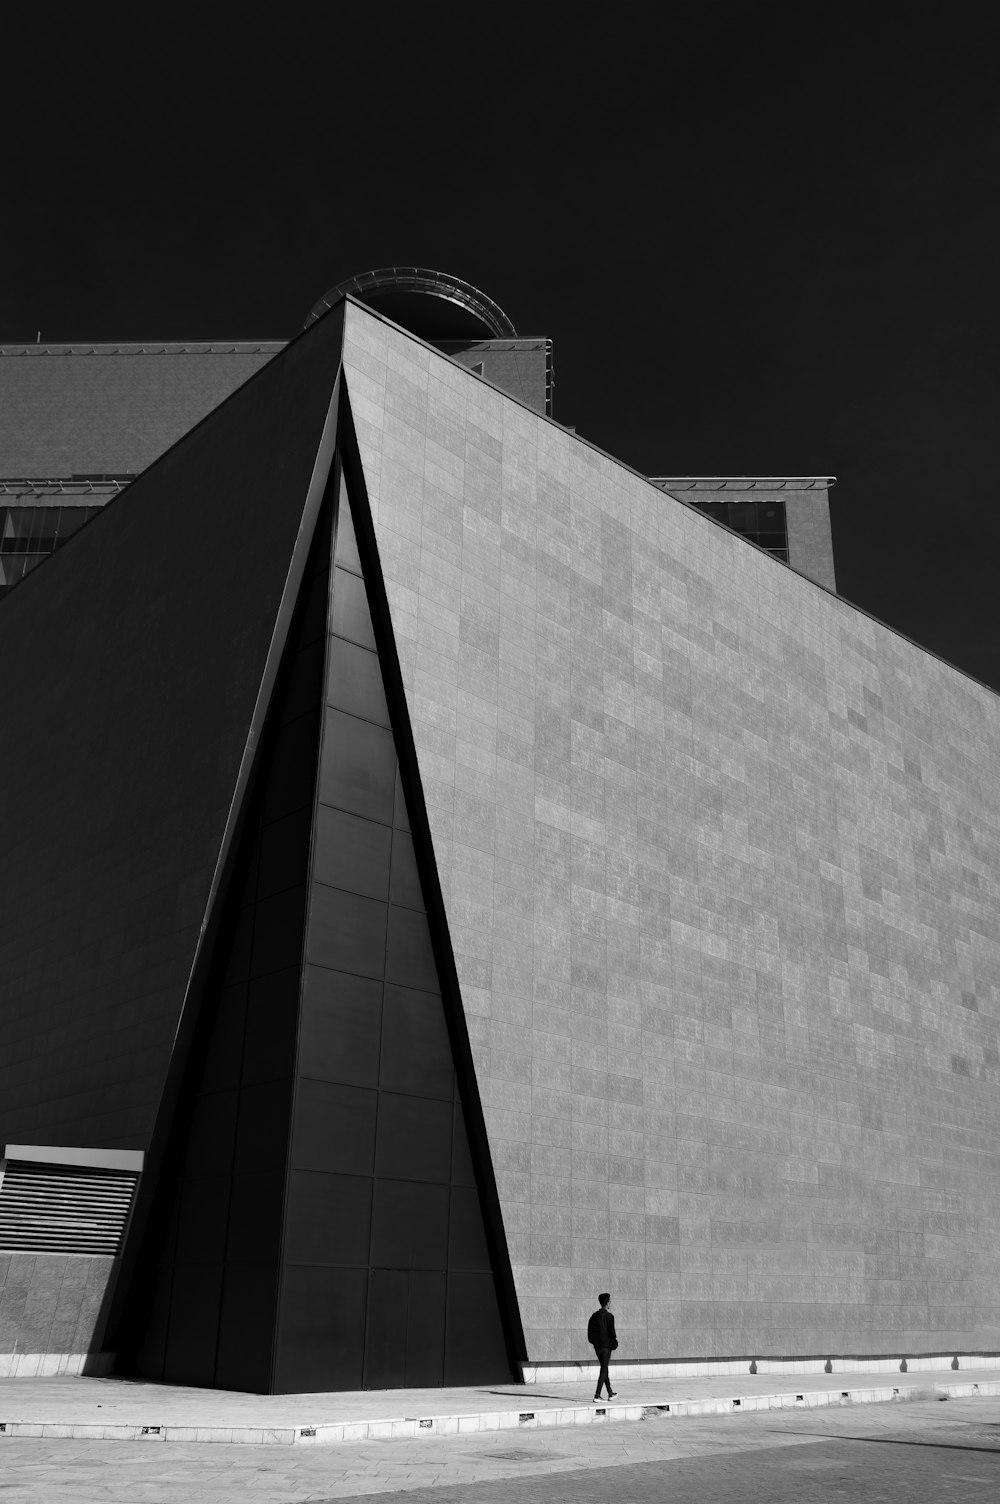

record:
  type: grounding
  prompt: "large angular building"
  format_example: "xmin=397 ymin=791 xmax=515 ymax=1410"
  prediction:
xmin=0 ymin=273 xmax=998 ymax=1393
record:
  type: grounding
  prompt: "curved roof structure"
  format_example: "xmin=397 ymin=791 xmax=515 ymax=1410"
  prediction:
xmin=305 ymin=268 xmax=517 ymax=341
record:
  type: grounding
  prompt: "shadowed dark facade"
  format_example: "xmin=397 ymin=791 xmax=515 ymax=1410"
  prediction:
xmin=0 ymin=303 xmax=521 ymax=1390
xmin=113 ymin=458 xmax=514 ymax=1391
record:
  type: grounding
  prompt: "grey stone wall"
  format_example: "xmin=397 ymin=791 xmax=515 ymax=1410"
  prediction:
xmin=784 ymin=488 xmax=837 ymax=592
xmin=435 ymin=340 xmax=550 ymax=417
xmin=343 ymin=301 xmax=1000 ymax=1364
xmin=0 ymin=1253 xmax=113 ymax=1373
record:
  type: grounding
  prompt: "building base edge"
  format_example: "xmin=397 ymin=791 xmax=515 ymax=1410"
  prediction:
xmin=521 ymin=1352 xmax=1000 ymax=1384
xmin=0 ymin=1351 xmax=116 ymax=1379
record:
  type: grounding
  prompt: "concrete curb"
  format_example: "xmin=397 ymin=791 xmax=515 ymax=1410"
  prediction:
xmin=1 ymin=1379 xmax=996 ymax=1446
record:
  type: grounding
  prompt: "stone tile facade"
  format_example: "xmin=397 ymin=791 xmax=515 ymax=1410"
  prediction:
xmin=342 ymin=300 xmax=1000 ymax=1364
xmin=0 ymin=1253 xmax=113 ymax=1374
xmin=784 ymin=486 xmax=837 ymax=591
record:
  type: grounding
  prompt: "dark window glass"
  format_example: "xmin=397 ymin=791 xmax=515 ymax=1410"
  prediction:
xmin=4 ymin=507 xmax=36 ymax=544
xmin=312 ymin=805 xmax=392 ymax=901
xmin=386 ymin=904 xmax=438 ymax=992
xmin=295 ymin=567 xmax=331 ymax=650
xmin=332 ymin=566 xmax=376 ymax=649
xmin=299 ymin=966 xmax=383 ymax=1088
xmin=291 ymin=1080 xmax=377 ymax=1175
xmin=221 ymin=905 xmax=254 ymax=986
xmin=451 ymin=1104 xmax=477 ymax=1186
xmin=257 ymin=807 xmax=313 ymax=900
xmin=57 ymin=508 xmax=90 ymax=539
xmin=375 ymin=1092 xmax=453 ymax=1182
xmin=447 ymin=1185 xmax=492 ymax=1271
xmin=393 ymin=768 xmax=411 ymax=832
xmin=282 ymin=639 xmax=327 ymax=725
xmin=262 ymin=711 xmax=322 ymax=824
xmin=0 ymin=553 xmax=45 ymax=590
xmin=726 ymin=503 xmax=756 ymax=536
xmin=306 ymin=884 xmax=388 ymax=979
xmin=326 ymin=637 xmax=391 ymax=727
xmin=0 ymin=506 xmax=107 ymax=596
xmin=320 ymin=709 xmax=396 ymax=824
xmin=32 ymin=509 xmax=61 ymax=544
xmin=380 ymin=985 xmax=454 ymax=1100
xmin=334 ymin=482 xmax=363 ymax=574
xmin=689 ymin=497 xmax=788 ymax=561
xmin=241 ymin=968 xmax=300 ymax=1086
xmin=251 ymin=885 xmax=307 ymax=978
xmin=389 ymin=830 xmax=424 ymax=911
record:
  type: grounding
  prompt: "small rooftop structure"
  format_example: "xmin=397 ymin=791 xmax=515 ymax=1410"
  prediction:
xmin=305 ymin=268 xmax=518 ymax=341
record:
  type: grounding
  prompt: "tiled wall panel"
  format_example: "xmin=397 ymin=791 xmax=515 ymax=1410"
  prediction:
xmin=0 ymin=1253 xmax=113 ymax=1370
xmin=342 ymin=301 xmax=1000 ymax=1362
xmin=784 ymin=488 xmax=837 ymax=592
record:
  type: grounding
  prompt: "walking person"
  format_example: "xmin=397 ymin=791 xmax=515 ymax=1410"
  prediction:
xmin=587 ymin=1291 xmax=618 ymax=1401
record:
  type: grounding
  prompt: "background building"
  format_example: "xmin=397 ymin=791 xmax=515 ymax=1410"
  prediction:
xmin=1 ymin=278 xmax=998 ymax=1391
xmin=0 ymin=271 xmax=829 ymax=600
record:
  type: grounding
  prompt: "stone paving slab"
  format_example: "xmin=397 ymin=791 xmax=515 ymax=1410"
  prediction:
xmin=2 ymin=1393 xmax=997 ymax=1504
xmin=0 ymin=1367 xmax=998 ymax=1445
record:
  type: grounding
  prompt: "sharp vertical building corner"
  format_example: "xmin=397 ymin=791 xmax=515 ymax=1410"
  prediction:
xmin=0 ymin=270 xmax=997 ymax=1392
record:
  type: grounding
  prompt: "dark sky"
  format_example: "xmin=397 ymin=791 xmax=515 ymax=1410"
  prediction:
xmin=6 ymin=4 xmax=1000 ymax=691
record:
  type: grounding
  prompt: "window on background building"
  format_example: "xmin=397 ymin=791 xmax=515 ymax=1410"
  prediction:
xmin=0 ymin=506 xmax=104 ymax=595
xmin=691 ymin=498 xmax=789 ymax=563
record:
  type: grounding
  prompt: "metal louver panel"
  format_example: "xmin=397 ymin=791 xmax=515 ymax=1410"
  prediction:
xmin=0 ymin=1160 xmax=138 ymax=1255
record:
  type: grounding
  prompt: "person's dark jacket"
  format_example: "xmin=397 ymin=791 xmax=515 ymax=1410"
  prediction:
xmin=587 ymin=1307 xmax=617 ymax=1349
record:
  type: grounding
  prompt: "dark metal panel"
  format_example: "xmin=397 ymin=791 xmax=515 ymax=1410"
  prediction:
xmin=0 ymin=306 xmax=345 ymax=1152
xmin=273 ymin=1265 xmax=368 ymax=1393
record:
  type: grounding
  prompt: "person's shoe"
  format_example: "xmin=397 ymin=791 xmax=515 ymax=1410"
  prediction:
xmin=607 ymin=1390 xmax=616 ymax=1398
xmin=594 ymin=1394 xmax=602 ymax=1402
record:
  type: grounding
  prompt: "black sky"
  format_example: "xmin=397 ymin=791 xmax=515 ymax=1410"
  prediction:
xmin=6 ymin=3 xmax=1000 ymax=691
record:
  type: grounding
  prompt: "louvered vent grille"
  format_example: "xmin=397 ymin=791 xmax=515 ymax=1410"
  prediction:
xmin=0 ymin=1160 xmax=138 ymax=1255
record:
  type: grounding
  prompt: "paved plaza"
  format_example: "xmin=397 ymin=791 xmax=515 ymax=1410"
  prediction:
xmin=0 ymin=1391 xmax=997 ymax=1502
xmin=0 ymin=1363 xmax=998 ymax=1444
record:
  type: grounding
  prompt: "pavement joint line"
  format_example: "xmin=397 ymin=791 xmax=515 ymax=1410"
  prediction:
xmin=0 ymin=1379 xmax=997 ymax=1446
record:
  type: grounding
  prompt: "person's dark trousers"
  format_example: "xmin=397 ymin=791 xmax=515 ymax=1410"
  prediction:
xmin=594 ymin=1346 xmax=613 ymax=1399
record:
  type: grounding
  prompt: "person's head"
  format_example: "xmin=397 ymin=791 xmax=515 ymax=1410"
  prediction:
xmin=598 ymin=1292 xmax=610 ymax=1307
